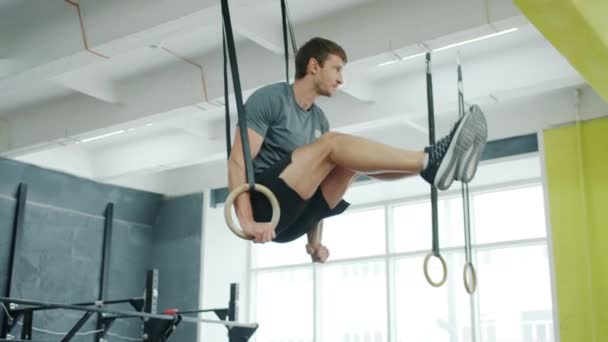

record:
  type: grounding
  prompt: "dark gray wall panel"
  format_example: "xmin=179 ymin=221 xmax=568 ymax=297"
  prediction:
xmin=0 ymin=197 xmax=16 ymax=295
xmin=10 ymin=203 xmax=104 ymax=341
xmin=0 ymin=158 xmax=205 ymax=342
xmin=0 ymin=196 xmax=16 ymax=334
xmin=153 ymin=193 xmax=204 ymax=342
xmin=104 ymin=220 xmax=155 ymax=341
xmin=0 ymin=157 xmax=162 ymax=226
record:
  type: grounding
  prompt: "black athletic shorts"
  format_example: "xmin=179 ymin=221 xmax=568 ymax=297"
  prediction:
xmin=250 ymin=153 xmax=350 ymax=243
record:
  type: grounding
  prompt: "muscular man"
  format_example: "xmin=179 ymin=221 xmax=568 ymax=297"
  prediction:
xmin=228 ymin=37 xmax=487 ymax=263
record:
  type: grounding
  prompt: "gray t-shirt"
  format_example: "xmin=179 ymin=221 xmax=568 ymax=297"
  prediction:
xmin=241 ymin=82 xmax=330 ymax=175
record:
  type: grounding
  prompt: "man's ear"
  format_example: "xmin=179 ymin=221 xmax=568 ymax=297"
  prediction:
xmin=307 ymin=57 xmax=319 ymax=75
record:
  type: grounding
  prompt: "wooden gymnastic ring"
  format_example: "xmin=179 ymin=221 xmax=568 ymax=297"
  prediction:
xmin=423 ymin=251 xmax=448 ymax=287
xmin=463 ymin=261 xmax=477 ymax=294
xmin=224 ymin=184 xmax=280 ymax=240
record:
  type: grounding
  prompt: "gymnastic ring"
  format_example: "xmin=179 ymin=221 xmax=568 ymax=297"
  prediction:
xmin=463 ymin=261 xmax=477 ymax=294
xmin=224 ymin=183 xmax=280 ymax=240
xmin=423 ymin=252 xmax=448 ymax=287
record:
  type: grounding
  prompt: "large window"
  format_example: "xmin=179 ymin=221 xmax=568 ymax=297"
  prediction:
xmin=249 ymin=183 xmax=554 ymax=342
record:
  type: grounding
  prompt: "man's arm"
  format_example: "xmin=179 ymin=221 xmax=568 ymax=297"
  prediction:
xmin=306 ymin=221 xmax=323 ymax=249
xmin=306 ymin=221 xmax=329 ymax=263
xmin=227 ymin=127 xmax=265 ymax=230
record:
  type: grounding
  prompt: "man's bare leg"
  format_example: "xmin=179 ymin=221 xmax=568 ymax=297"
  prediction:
xmin=280 ymin=107 xmax=486 ymax=198
xmin=320 ymin=168 xmax=416 ymax=209
xmin=319 ymin=166 xmax=359 ymax=209
xmin=280 ymin=132 xmax=426 ymax=201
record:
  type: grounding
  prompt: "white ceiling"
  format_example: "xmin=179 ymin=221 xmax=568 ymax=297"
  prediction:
xmin=1 ymin=0 xmax=606 ymax=195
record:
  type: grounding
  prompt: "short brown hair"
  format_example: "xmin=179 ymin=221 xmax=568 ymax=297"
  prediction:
xmin=295 ymin=37 xmax=347 ymax=79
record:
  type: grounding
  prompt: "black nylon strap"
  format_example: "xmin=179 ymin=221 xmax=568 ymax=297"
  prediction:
xmin=458 ymin=62 xmax=473 ymax=264
xmin=458 ymin=63 xmax=466 ymax=117
xmin=283 ymin=0 xmax=297 ymax=54
xmin=281 ymin=0 xmax=289 ymax=83
xmin=223 ymin=28 xmax=231 ymax=158
xmin=287 ymin=7 xmax=297 ymax=55
xmin=280 ymin=0 xmax=298 ymax=81
xmin=223 ymin=0 xmax=297 ymax=189
xmin=425 ymin=52 xmax=440 ymax=257
xmin=221 ymin=0 xmax=255 ymax=190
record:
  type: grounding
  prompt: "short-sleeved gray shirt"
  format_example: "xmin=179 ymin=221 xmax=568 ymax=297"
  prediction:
xmin=241 ymin=82 xmax=330 ymax=175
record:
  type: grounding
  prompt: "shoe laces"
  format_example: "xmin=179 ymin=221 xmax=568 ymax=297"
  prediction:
xmin=429 ymin=135 xmax=450 ymax=160
xmin=426 ymin=118 xmax=460 ymax=161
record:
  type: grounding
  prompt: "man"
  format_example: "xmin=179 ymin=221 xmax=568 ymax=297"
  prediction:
xmin=228 ymin=37 xmax=487 ymax=263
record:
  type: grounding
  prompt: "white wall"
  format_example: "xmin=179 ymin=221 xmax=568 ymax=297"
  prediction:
xmin=104 ymin=171 xmax=169 ymax=194
xmin=0 ymin=39 xmax=25 ymax=79
xmin=14 ymin=144 xmax=95 ymax=179
xmin=199 ymin=190 xmax=251 ymax=342
xmin=105 ymin=158 xmax=227 ymax=195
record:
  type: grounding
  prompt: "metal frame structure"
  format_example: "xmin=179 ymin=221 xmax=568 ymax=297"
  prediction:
xmin=0 ymin=183 xmax=258 ymax=341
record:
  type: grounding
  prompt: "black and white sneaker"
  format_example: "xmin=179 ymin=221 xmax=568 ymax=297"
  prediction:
xmin=420 ymin=109 xmax=484 ymax=190
xmin=455 ymin=105 xmax=487 ymax=183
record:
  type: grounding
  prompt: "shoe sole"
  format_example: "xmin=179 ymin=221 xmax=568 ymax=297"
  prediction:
xmin=434 ymin=110 xmax=476 ymax=190
xmin=457 ymin=105 xmax=488 ymax=183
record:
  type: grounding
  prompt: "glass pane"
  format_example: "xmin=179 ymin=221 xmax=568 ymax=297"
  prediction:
xmin=440 ymin=196 xmax=465 ymax=248
xmin=323 ymin=207 xmax=386 ymax=260
xmin=393 ymin=196 xmax=464 ymax=253
xmin=251 ymin=268 xmax=313 ymax=342
xmin=319 ymin=260 xmax=387 ymax=342
xmin=252 ymin=234 xmax=310 ymax=268
xmin=474 ymin=186 xmax=547 ymax=244
xmin=394 ymin=251 xmax=472 ymax=342
xmin=477 ymin=244 xmax=554 ymax=342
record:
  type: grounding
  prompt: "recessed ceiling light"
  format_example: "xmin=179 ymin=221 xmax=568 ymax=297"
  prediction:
xmin=81 ymin=130 xmax=125 ymax=143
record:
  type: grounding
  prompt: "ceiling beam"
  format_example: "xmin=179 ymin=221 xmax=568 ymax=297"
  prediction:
xmin=54 ymin=74 xmax=120 ymax=104
xmin=232 ymin=4 xmax=285 ymax=54
xmin=3 ymin=35 xmax=582 ymax=156
xmin=1 ymin=0 xmax=533 ymax=155
xmin=92 ymin=132 xmax=224 ymax=180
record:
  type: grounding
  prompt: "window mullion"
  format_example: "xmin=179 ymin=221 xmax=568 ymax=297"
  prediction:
xmin=385 ymin=204 xmax=395 ymax=342
xmin=469 ymin=192 xmax=481 ymax=342
xmin=314 ymin=262 xmax=320 ymax=342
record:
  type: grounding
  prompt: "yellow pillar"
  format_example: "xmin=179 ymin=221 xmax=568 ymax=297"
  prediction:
xmin=543 ymin=116 xmax=608 ymax=341
xmin=514 ymin=0 xmax=608 ymax=102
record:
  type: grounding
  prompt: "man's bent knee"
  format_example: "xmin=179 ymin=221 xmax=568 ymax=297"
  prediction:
xmin=320 ymin=166 xmax=358 ymax=209
xmin=318 ymin=131 xmax=344 ymax=147
xmin=279 ymin=132 xmax=347 ymax=201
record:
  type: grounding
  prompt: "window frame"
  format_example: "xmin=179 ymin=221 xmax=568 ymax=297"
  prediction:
xmin=248 ymin=178 xmax=553 ymax=342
